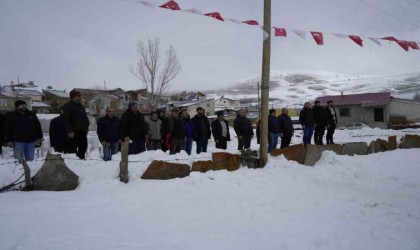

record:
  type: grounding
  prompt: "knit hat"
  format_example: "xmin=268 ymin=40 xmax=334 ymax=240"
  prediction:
xmin=269 ymin=109 xmax=276 ymax=114
xmin=69 ymin=90 xmax=81 ymax=99
xmin=15 ymin=100 xmax=26 ymax=107
xmin=216 ymin=111 xmax=224 ymax=117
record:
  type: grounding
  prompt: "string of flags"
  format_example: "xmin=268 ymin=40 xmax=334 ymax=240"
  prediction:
xmin=132 ymin=0 xmax=420 ymax=52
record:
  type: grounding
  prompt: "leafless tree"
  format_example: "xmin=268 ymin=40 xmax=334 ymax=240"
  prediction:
xmin=130 ymin=38 xmax=181 ymax=102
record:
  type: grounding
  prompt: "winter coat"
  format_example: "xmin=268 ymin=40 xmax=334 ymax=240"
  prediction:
xmin=278 ymin=114 xmax=294 ymax=134
xmin=145 ymin=118 xmax=162 ymax=140
xmin=299 ymin=108 xmax=315 ymax=127
xmin=211 ymin=119 xmax=231 ymax=141
xmin=192 ymin=114 xmax=211 ymax=140
xmin=183 ymin=117 xmax=197 ymax=139
xmin=3 ymin=110 xmax=43 ymax=143
xmin=0 ymin=114 xmax=4 ymax=145
xmin=162 ymin=116 xmax=185 ymax=139
xmin=97 ymin=115 xmax=121 ymax=143
xmin=268 ymin=115 xmax=280 ymax=134
xmin=234 ymin=115 xmax=254 ymax=137
xmin=327 ymin=107 xmax=338 ymax=126
xmin=62 ymin=101 xmax=89 ymax=133
xmin=120 ymin=110 xmax=148 ymax=140
xmin=49 ymin=115 xmax=67 ymax=149
xmin=313 ymin=106 xmax=328 ymax=127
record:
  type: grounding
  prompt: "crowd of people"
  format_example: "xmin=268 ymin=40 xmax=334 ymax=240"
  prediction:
xmin=1 ymin=88 xmax=338 ymax=162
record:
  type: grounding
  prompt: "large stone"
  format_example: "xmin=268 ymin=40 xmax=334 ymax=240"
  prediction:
xmin=141 ymin=160 xmax=190 ymax=180
xmin=271 ymin=144 xmax=306 ymax=164
xmin=304 ymin=144 xmax=342 ymax=166
xmin=367 ymin=139 xmax=394 ymax=154
xmin=191 ymin=160 xmax=213 ymax=173
xmin=399 ymin=134 xmax=420 ymax=149
xmin=212 ymin=152 xmax=241 ymax=171
xmin=32 ymin=153 xmax=79 ymax=191
xmin=340 ymin=142 xmax=368 ymax=156
xmin=388 ymin=135 xmax=397 ymax=150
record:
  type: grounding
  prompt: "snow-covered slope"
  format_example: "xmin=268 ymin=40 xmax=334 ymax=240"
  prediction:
xmin=211 ymin=70 xmax=420 ymax=107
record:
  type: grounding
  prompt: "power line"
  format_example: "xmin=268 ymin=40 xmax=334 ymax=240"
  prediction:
xmin=405 ymin=0 xmax=420 ymax=9
xmin=358 ymin=0 xmax=419 ymax=28
xmin=384 ymin=0 xmax=420 ymax=19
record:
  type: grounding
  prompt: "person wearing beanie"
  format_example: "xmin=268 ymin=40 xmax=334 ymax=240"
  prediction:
xmin=313 ymin=100 xmax=328 ymax=145
xmin=3 ymin=99 xmax=43 ymax=161
xmin=49 ymin=105 xmax=67 ymax=153
xmin=62 ymin=89 xmax=89 ymax=159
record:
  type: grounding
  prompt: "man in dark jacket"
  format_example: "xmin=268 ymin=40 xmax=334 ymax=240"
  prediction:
xmin=313 ymin=101 xmax=328 ymax=145
xmin=162 ymin=108 xmax=185 ymax=155
xmin=234 ymin=109 xmax=254 ymax=150
xmin=326 ymin=100 xmax=338 ymax=144
xmin=299 ymin=102 xmax=315 ymax=146
xmin=191 ymin=107 xmax=211 ymax=154
xmin=182 ymin=110 xmax=196 ymax=155
xmin=0 ymin=113 xmax=5 ymax=154
xmin=120 ymin=102 xmax=148 ymax=155
xmin=278 ymin=108 xmax=294 ymax=149
xmin=268 ymin=109 xmax=280 ymax=153
xmin=63 ymin=90 xmax=90 ymax=159
xmin=97 ymin=107 xmax=121 ymax=161
xmin=211 ymin=111 xmax=230 ymax=150
xmin=3 ymin=100 xmax=43 ymax=161
xmin=49 ymin=106 xmax=67 ymax=153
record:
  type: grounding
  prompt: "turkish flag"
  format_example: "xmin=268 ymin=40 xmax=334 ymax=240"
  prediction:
xmin=381 ymin=36 xmax=397 ymax=42
xmin=310 ymin=31 xmax=324 ymax=45
xmin=159 ymin=0 xmax=181 ymax=10
xmin=349 ymin=35 xmax=363 ymax=47
xmin=243 ymin=20 xmax=259 ymax=25
xmin=408 ymin=41 xmax=419 ymax=50
xmin=204 ymin=12 xmax=225 ymax=21
xmin=396 ymin=40 xmax=409 ymax=51
xmin=273 ymin=27 xmax=287 ymax=37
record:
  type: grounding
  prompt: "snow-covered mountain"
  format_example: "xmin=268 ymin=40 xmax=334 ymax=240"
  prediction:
xmin=209 ymin=70 xmax=420 ymax=107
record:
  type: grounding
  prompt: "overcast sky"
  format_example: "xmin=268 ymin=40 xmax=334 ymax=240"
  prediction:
xmin=0 ymin=0 xmax=419 ymax=92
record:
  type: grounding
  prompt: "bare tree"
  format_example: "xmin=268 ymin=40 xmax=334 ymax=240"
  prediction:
xmin=130 ymin=38 xmax=181 ymax=103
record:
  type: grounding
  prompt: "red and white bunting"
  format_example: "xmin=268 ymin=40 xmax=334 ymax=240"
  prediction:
xmin=332 ymin=33 xmax=347 ymax=39
xmin=226 ymin=18 xmax=242 ymax=25
xmin=396 ymin=40 xmax=409 ymax=51
xmin=310 ymin=31 xmax=324 ymax=45
xmin=159 ymin=0 xmax=181 ymax=10
xmin=138 ymin=1 xmax=157 ymax=9
xmin=273 ymin=27 xmax=287 ymax=37
xmin=293 ymin=30 xmax=307 ymax=41
xmin=182 ymin=8 xmax=203 ymax=15
xmin=348 ymin=35 xmax=363 ymax=47
xmin=368 ymin=37 xmax=382 ymax=46
xmin=381 ymin=36 xmax=398 ymax=42
xmin=204 ymin=12 xmax=225 ymax=21
xmin=243 ymin=20 xmax=259 ymax=26
xmin=408 ymin=41 xmax=419 ymax=50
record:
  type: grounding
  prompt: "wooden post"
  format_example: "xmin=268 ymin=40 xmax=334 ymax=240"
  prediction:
xmin=259 ymin=0 xmax=271 ymax=167
xmin=119 ymin=140 xmax=129 ymax=183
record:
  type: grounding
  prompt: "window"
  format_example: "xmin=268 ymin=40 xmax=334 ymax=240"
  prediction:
xmin=339 ymin=108 xmax=350 ymax=117
xmin=374 ymin=108 xmax=384 ymax=122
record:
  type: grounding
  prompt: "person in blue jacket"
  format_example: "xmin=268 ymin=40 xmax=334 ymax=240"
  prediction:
xmin=182 ymin=109 xmax=196 ymax=155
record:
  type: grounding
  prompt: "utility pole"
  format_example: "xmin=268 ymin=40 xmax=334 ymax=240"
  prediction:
xmin=259 ymin=0 xmax=271 ymax=167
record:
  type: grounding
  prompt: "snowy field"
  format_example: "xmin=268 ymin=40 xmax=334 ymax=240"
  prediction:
xmin=1 ymin=127 xmax=420 ymax=250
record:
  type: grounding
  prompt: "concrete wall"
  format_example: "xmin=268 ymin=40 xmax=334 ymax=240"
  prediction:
xmin=390 ymin=98 xmax=420 ymax=122
xmin=336 ymin=105 xmax=389 ymax=129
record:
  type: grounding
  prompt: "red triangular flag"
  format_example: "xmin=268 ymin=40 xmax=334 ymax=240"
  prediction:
xmin=310 ymin=31 xmax=324 ymax=45
xmin=159 ymin=0 xmax=181 ymax=10
xmin=381 ymin=36 xmax=397 ymax=42
xmin=273 ymin=27 xmax=287 ymax=37
xmin=396 ymin=40 xmax=409 ymax=51
xmin=204 ymin=12 xmax=224 ymax=21
xmin=349 ymin=35 xmax=363 ymax=47
xmin=408 ymin=41 xmax=419 ymax=50
xmin=242 ymin=20 xmax=259 ymax=26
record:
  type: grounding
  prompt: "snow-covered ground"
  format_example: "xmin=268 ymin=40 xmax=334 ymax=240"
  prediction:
xmin=1 ymin=127 xmax=420 ymax=250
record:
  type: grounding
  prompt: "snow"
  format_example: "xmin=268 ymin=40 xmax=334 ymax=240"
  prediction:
xmin=1 ymin=127 xmax=420 ymax=250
